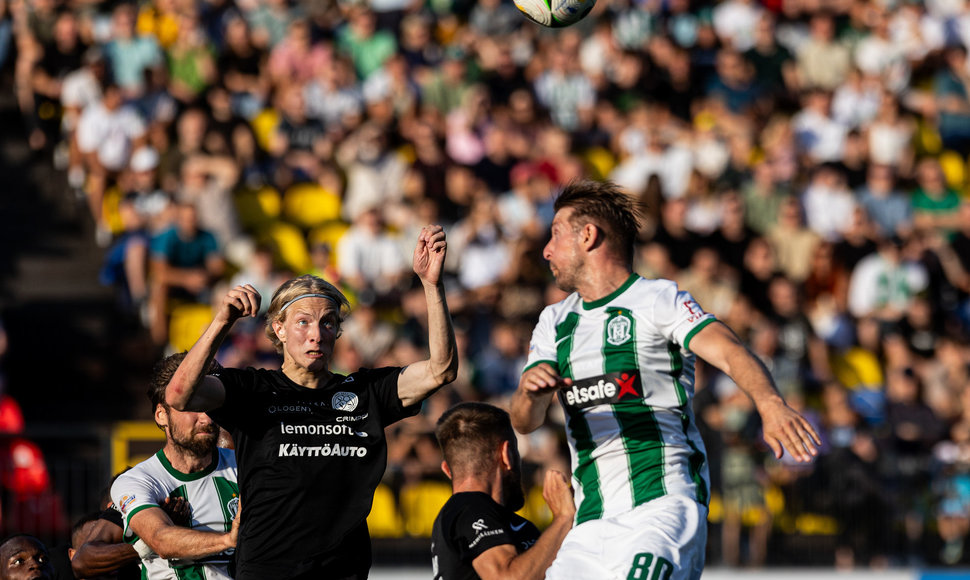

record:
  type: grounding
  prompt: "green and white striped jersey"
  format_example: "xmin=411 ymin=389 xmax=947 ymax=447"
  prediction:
xmin=111 ymin=448 xmax=239 ymax=580
xmin=524 ymin=274 xmax=714 ymax=525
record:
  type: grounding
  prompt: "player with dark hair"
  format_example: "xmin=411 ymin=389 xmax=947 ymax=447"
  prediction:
xmin=431 ymin=402 xmax=574 ymax=580
xmin=511 ymin=180 xmax=821 ymax=579
xmin=0 ymin=535 xmax=54 ymax=580
xmin=166 ymin=225 xmax=458 ymax=579
xmin=109 ymin=352 xmax=239 ymax=579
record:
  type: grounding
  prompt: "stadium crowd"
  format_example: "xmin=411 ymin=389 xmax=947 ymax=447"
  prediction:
xmin=2 ymin=0 xmax=970 ymax=571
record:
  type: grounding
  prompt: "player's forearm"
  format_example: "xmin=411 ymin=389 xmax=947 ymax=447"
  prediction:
xmin=167 ymin=316 xmax=232 ymax=411
xmin=147 ymin=526 xmax=234 ymax=560
xmin=423 ymin=281 xmax=458 ymax=386
xmin=510 ymin=388 xmax=551 ymax=434
xmin=71 ymin=542 xmax=139 ymax=577
xmin=724 ymin=347 xmax=786 ymax=411
xmin=507 ymin=515 xmax=573 ymax=580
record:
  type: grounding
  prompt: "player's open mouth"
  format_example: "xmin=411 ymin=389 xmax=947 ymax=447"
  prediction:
xmin=306 ymin=351 xmax=323 ymax=358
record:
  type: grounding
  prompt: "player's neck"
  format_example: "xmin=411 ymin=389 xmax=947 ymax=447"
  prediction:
xmin=163 ymin=444 xmax=214 ymax=474
xmin=282 ymin=363 xmax=333 ymax=389
xmin=452 ymin=473 xmax=504 ymax=507
xmin=575 ymin=260 xmax=634 ymax=304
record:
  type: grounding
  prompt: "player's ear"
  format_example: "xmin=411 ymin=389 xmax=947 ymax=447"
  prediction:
xmin=441 ymin=461 xmax=452 ymax=480
xmin=500 ymin=440 xmax=513 ymax=471
xmin=580 ymin=223 xmax=599 ymax=250
xmin=155 ymin=404 xmax=169 ymax=429
xmin=272 ymin=319 xmax=286 ymax=343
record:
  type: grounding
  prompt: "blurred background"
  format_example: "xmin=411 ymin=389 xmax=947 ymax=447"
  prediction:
xmin=1 ymin=0 xmax=970 ymax=573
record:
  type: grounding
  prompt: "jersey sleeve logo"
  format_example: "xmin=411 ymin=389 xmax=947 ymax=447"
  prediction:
xmin=332 ymin=392 xmax=359 ymax=412
xmin=606 ymin=315 xmax=632 ymax=346
xmin=471 ymin=519 xmax=488 ymax=532
xmin=119 ymin=494 xmax=136 ymax=514
xmin=683 ymin=299 xmax=704 ymax=323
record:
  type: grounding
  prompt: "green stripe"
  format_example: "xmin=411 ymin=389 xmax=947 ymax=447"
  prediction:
xmin=173 ymin=564 xmax=207 ymax=580
xmin=682 ymin=413 xmax=709 ymax=506
xmin=124 ymin=504 xmax=156 ymax=538
xmin=213 ymin=476 xmax=240 ymax=532
xmin=613 ymin=404 xmax=666 ymax=506
xmin=141 ymin=564 xmax=148 ymax=580
xmin=554 ymin=313 xmax=580 ymax=380
xmin=556 ymin=313 xmax=603 ymax=523
xmin=567 ymin=407 xmax=603 ymax=524
xmin=683 ymin=317 xmax=716 ymax=351
xmin=666 ymin=343 xmax=687 ymax=407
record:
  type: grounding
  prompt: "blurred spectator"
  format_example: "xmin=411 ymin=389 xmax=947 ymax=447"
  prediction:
xmin=767 ymin=196 xmax=821 ymax=283
xmin=104 ymin=4 xmax=162 ymax=97
xmin=336 ymin=206 xmax=407 ymax=301
xmin=911 ymin=158 xmax=963 ymax=237
xmin=856 ymin=164 xmax=912 ymax=240
xmin=848 ymin=235 xmax=928 ymax=322
xmin=337 ymin=7 xmax=396 ymax=80
xmin=148 ymin=201 xmax=225 ymax=345
xmin=796 ymin=12 xmax=851 ymax=91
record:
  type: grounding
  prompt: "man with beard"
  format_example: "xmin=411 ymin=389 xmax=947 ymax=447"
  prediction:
xmin=110 ymin=353 xmax=239 ymax=579
xmin=431 ymin=403 xmax=574 ymax=580
xmin=511 ymin=180 xmax=820 ymax=580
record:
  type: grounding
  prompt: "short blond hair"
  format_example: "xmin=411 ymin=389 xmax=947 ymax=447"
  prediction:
xmin=264 ymin=275 xmax=351 ymax=353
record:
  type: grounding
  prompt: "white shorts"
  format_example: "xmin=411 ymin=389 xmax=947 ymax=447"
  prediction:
xmin=545 ymin=494 xmax=707 ymax=580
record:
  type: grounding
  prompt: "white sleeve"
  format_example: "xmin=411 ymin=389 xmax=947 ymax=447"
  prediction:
xmin=524 ymin=305 xmax=559 ymax=372
xmin=109 ymin=471 xmax=164 ymax=538
xmin=123 ymin=108 xmax=147 ymax=139
xmin=648 ymin=280 xmax=716 ymax=351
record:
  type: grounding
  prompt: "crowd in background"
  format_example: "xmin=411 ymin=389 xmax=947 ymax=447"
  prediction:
xmin=3 ymin=0 xmax=970 ymax=570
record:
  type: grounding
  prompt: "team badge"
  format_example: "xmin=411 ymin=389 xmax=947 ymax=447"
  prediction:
xmin=607 ymin=315 xmax=632 ymax=346
xmin=332 ymin=391 xmax=359 ymax=412
xmin=227 ymin=496 xmax=240 ymax=519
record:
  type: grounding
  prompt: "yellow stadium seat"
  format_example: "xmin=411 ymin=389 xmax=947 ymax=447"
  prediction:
xmin=367 ymin=484 xmax=404 ymax=538
xmin=168 ymin=303 xmax=214 ymax=352
xmin=940 ymin=150 xmax=966 ymax=190
xmin=251 ymin=109 xmax=280 ymax=152
xmin=259 ymin=221 xmax=311 ymax=274
xmin=831 ymin=347 xmax=884 ymax=391
xmin=283 ymin=183 xmax=342 ymax=230
xmin=917 ymin=121 xmax=942 ymax=157
xmin=308 ymin=221 xmax=350 ymax=266
xmin=583 ymin=147 xmax=617 ymax=181
xmin=235 ymin=186 xmax=282 ymax=231
xmin=399 ymin=481 xmax=452 ymax=537
xmin=102 ymin=186 xmax=125 ymax=235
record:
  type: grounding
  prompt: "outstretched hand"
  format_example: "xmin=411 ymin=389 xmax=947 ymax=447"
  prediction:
xmin=413 ymin=225 xmax=447 ymax=287
xmin=219 ymin=284 xmax=261 ymax=324
xmin=542 ymin=469 xmax=576 ymax=521
xmin=759 ymin=400 xmax=821 ymax=463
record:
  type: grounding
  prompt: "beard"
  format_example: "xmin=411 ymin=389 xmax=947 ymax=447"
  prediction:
xmin=168 ymin=417 xmax=218 ymax=457
xmin=501 ymin=465 xmax=526 ymax=513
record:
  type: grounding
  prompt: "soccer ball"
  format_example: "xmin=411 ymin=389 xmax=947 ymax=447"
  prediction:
xmin=514 ymin=0 xmax=596 ymax=28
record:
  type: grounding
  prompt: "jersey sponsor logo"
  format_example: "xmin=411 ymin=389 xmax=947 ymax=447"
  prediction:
xmin=342 ymin=376 xmax=355 ymax=384
xmin=119 ymin=494 xmax=136 ymax=514
xmin=279 ymin=422 xmax=365 ymax=437
xmin=560 ymin=371 xmax=642 ymax=409
xmin=332 ymin=391 xmax=359 ymax=412
xmin=607 ymin=314 xmax=632 ymax=346
xmin=468 ymin=528 xmax=503 ymax=549
xmin=471 ymin=518 xmax=488 ymax=532
xmin=268 ymin=404 xmax=313 ymax=414
xmin=278 ymin=443 xmax=368 ymax=458
xmin=510 ymin=521 xmax=527 ymax=532
xmin=336 ymin=412 xmax=369 ymax=422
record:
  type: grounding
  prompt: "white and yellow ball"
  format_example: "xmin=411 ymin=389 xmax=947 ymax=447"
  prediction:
xmin=514 ymin=0 xmax=596 ymax=28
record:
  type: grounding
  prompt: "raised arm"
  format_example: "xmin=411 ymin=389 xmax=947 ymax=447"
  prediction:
xmin=397 ymin=226 xmax=458 ymax=407
xmin=167 ymin=284 xmax=261 ymax=412
xmin=510 ymin=364 xmax=569 ymax=434
xmin=687 ymin=320 xmax=820 ymax=462
xmin=127 ymin=506 xmax=238 ymax=561
xmin=471 ymin=470 xmax=575 ymax=580
xmin=70 ymin=518 xmax=139 ymax=578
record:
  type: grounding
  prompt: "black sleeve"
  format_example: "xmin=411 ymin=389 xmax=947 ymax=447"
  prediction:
xmin=449 ymin=495 xmax=516 ymax=563
xmin=361 ymin=366 xmax=420 ymax=427
xmin=98 ymin=505 xmax=123 ymax=528
xmin=206 ymin=367 xmax=263 ymax=434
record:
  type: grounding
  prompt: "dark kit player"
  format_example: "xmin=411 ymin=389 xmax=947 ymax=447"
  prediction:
xmin=167 ymin=225 xmax=458 ymax=579
xmin=431 ymin=403 xmax=574 ymax=580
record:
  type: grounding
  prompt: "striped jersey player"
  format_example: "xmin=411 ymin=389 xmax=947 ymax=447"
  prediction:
xmin=511 ymin=180 xmax=821 ymax=580
xmin=111 ymin=448 xmax=239 ymax=580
